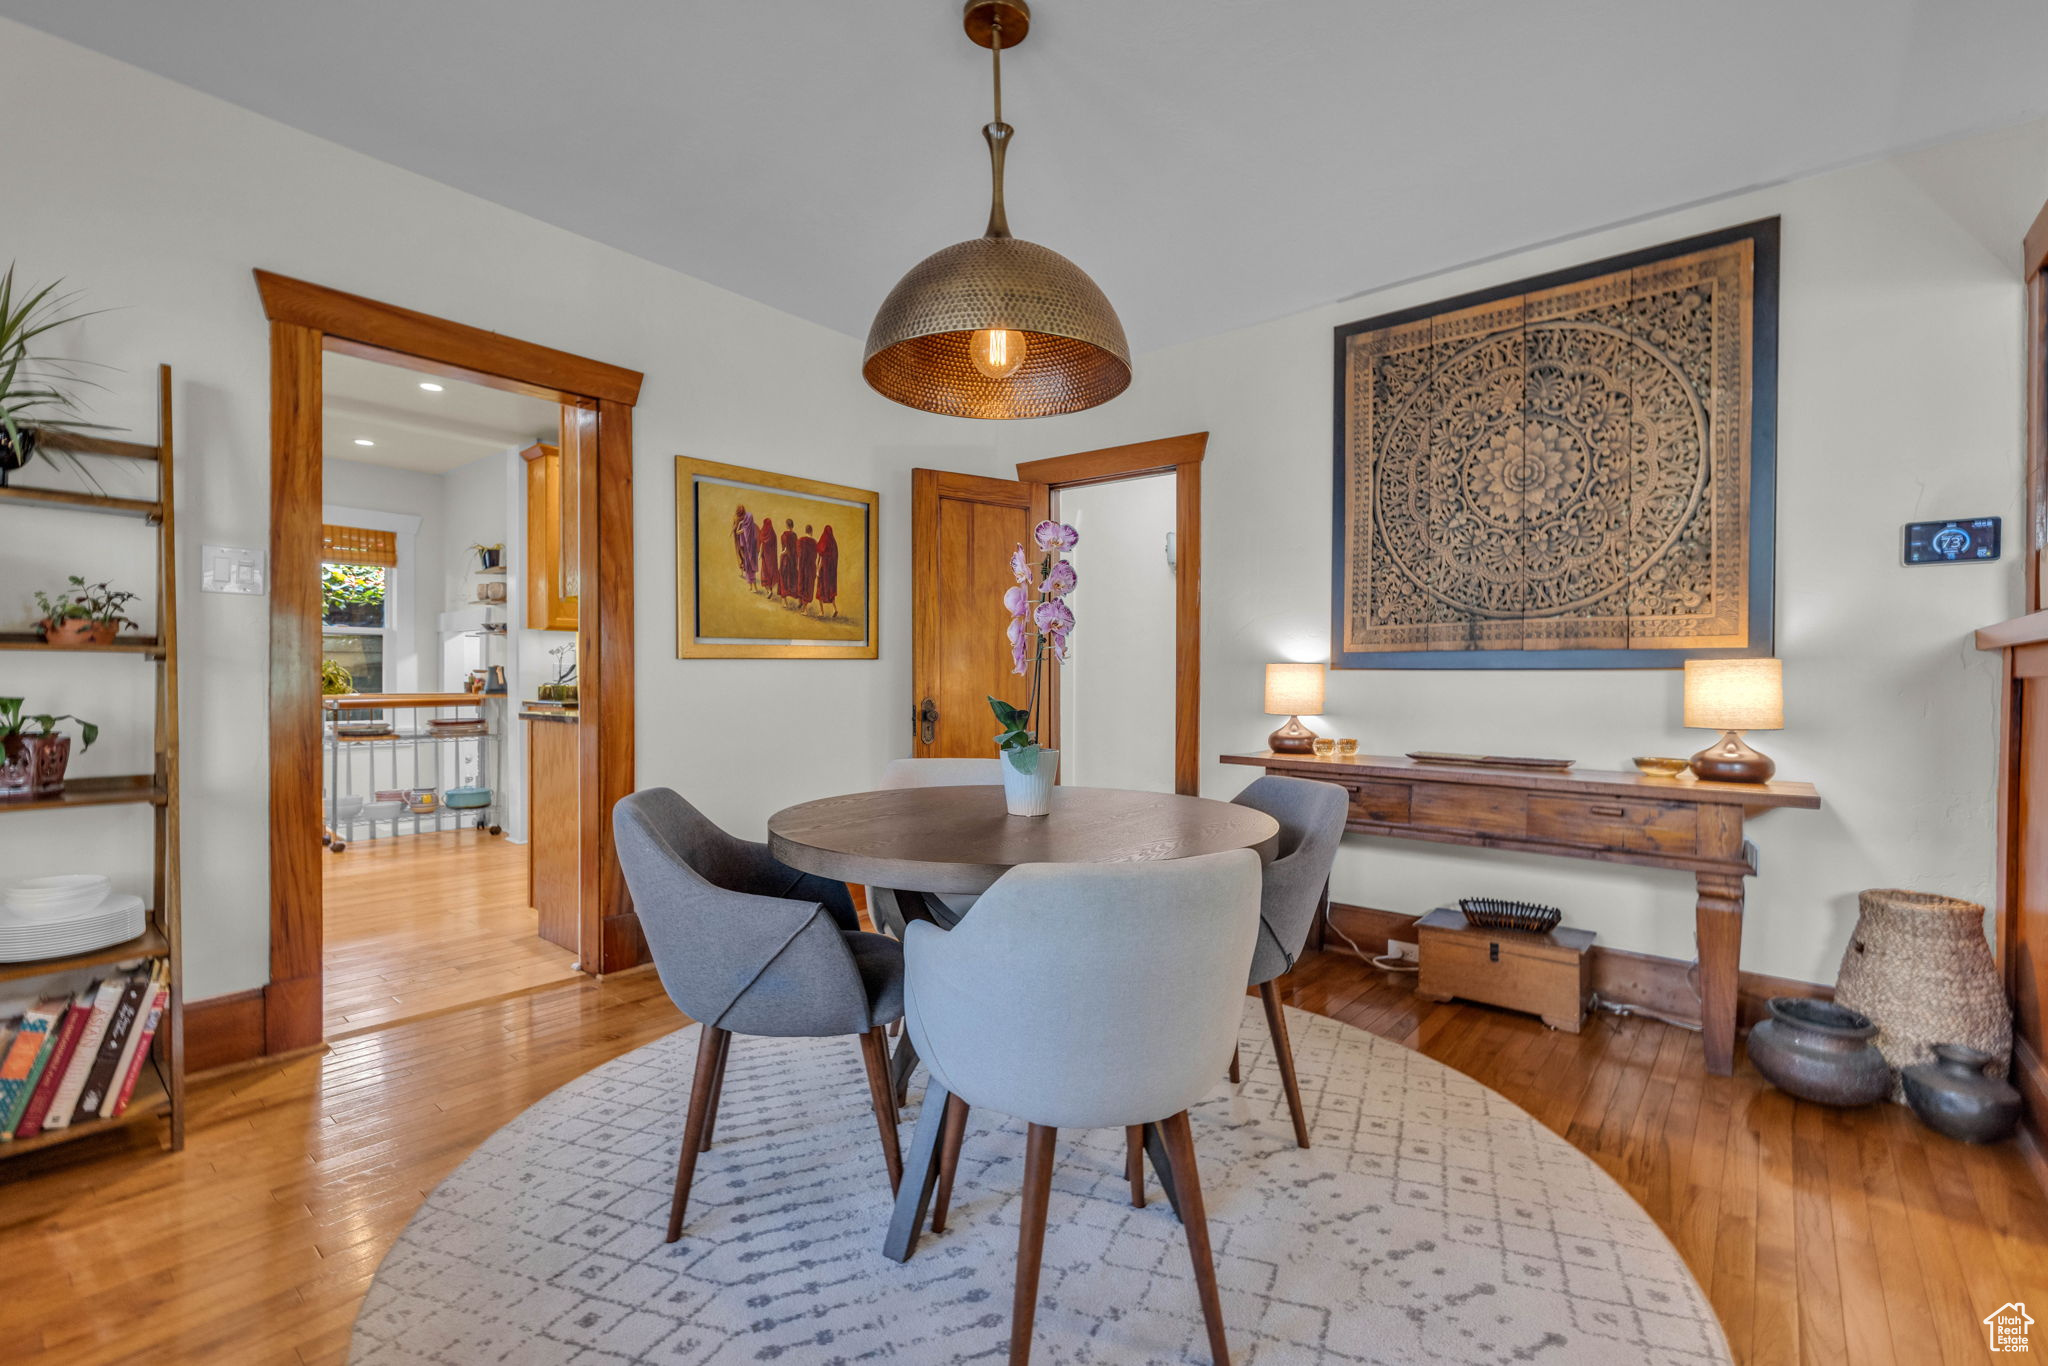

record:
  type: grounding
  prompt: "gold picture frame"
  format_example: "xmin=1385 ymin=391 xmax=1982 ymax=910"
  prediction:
xmin=675 ymin=456 xmax=880 ymax=659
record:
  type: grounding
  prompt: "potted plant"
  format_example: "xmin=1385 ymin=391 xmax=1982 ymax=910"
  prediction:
xmin=538 ymin=641 xmax=577 ymax=704
xmin=987 ymin=520 xmax=1078 ymax=817
xmin=320 ymin=659 xmax=354 ymax=696
xmin=0 ymin=697 xmax=97 ymax=798
xmin=471 ymin=542 xmax=505 ymax=571
xmin=0 ymin=264 xmax=115 ymax=489
xmin=33 ymin=575 xmax=139 ymax=646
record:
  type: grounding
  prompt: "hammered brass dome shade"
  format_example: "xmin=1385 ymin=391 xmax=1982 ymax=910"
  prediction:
xmin=863 ymin=236 xmax=1131 ymax=420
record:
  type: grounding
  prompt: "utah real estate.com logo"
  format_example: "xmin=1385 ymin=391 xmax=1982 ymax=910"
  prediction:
xmin=1984 ymin=1302 xmax=2032 ymax=1353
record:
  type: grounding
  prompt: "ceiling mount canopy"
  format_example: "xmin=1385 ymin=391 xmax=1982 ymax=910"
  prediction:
xmin=863 ymin=0 xmax=1131 ymax=420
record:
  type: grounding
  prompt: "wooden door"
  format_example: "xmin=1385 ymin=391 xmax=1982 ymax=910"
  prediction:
xmin=910 ymin=469 xmax=1049 ymax=757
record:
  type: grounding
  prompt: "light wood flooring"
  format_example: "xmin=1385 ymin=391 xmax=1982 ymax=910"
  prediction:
xmin=2 ymin=947 xmax=2044 ymax=1364
xmin=321 ymin=829 xmax=580 ymax=1037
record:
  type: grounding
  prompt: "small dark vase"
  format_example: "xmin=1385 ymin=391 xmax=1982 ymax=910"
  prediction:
xmin=1746 ymin=997 xmax=1892 ymax=1106
xmin=1901 ymin=1044 xmax=2022 ymax=1144
xmin=24 ymin=732 xmax=72 ymax=794
xmin=0 ymin=424 xmax=37 ymax=488
xmin=476 ymin=546 xmax=503 ymax=570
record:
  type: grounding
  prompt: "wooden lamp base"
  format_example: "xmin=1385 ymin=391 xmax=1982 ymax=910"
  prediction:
xmin=1268 ymin=715 xmax=1317 ymax=754
xmin=1690 ymin=729 xmax=1775 ymax=783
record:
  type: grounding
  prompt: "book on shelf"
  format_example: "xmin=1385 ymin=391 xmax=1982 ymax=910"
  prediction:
xmin=0 ymin=995 xmax=69 ymax=1139
xmin=11 ymin=985 xmax=98 ymax=1140
xmin=106 ymin=970 xmax=168 ymax=1119
xmin=72 ymin=970 xmax=151 ymax=1123
xmin=42 ymin=976 xmax=124 ymax=1131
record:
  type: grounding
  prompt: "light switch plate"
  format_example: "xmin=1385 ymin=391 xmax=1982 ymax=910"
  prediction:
xmin=201 ymin=544 xmax=266 ymax=594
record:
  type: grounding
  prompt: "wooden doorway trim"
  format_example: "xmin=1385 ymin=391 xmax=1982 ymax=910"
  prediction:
xmin=256 ymin=271 xmax=644 ymax=1055
xmin=1016 ymin=433 xmax=1206 ymax=796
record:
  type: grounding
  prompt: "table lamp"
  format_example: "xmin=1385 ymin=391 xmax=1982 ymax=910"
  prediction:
xmin=1265 ymin=662 xmax=1325 ymax=755
xmin=1684 ymin=658 xmax=1782 ymax=782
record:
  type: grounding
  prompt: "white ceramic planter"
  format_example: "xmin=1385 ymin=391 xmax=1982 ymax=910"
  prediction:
xmin=1000 ymin=746 xmax=1059 ymax=816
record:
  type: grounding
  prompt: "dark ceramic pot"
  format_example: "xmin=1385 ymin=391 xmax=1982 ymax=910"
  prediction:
xmin=1746 ymin=997 xmax=1891 ymax=1106
xmin=0 ymin=424 xmax=36 ymax=487
xmin=25 ymin=732 xmax=72 ymax=794
xmin=1901 ymin=1044 xmax=2022 ymax=1144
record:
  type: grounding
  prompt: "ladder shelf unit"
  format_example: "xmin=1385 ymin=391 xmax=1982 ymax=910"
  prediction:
xmin=0 ymin=364 xmax=184 ymax=1159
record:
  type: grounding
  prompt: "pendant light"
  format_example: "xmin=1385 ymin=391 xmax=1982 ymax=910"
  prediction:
xmin=863 ymin=1 xmax=1131 ymax=420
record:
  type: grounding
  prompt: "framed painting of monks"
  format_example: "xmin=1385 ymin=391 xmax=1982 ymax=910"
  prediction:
xmin=675 ymin=457 xmax=879 ymax=659
xmin=1331 ymin=218 xmax=1778 ymax=669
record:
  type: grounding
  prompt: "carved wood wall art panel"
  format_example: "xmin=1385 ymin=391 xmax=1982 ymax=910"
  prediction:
xmin=1331 ymin=220 xmax=1777 ymax=669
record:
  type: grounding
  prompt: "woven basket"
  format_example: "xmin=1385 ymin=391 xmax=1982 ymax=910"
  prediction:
xmin=1832 ymin=889 xmax=2010 ymax=1102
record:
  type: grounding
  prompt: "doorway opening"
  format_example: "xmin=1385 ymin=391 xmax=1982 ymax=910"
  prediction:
xmin=258 ymin=272 xmax=643 ymax=1058
xmin=315 ymin=352 xmax=581 ymax=1036
xmin=906 ymin=435 xmax=1203 ymax=793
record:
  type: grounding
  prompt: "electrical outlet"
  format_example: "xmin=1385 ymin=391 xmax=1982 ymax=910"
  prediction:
xmin=1386 ymin=939 xmax=1419 ymax=963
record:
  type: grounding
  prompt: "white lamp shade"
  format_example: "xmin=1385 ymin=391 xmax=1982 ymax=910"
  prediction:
xmin=1264 ymin=662 xmax=1325 ymax=716
xmin=1683 ymin=658 xmax=1783 ymax=731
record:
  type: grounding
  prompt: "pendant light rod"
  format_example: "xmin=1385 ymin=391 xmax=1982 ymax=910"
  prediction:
xmin=966 ymin=0 xmax=1029 ymax=239
xmin=984 ymin=32 xmax=1013 ymax=238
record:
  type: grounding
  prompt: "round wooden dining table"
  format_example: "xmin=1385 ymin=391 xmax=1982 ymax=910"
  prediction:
xmin=766 ymin=782 xmax=1281 ymax=1262
xmin=766 ymin=783 xmax=1281 ymax=896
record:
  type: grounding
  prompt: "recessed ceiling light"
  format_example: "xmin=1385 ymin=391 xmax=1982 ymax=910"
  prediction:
xmin=354 ymin=438 xmax=375 ymax=446
xmin=418 ymin=382 xmax=444 ymax=392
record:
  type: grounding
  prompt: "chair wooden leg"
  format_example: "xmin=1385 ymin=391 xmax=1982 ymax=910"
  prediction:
xmin=1125 ymin=1125 xmax=1146 ymax=1208
xmin=1258 ymin=980 xmax=1310 ymax=1149
xmin=698 ymin=1030 xmax=731 ymax=1152
xmin=931 ymin=1093 xmax=970 ymax=1232
xmin=1158 ymin=1110 xmax=1231 ymax=1365
xmin=858 ymin=1027 xmax=905 ymax=1192
xmin=667 ymin=1024 xmax=727 ymax=1242
xmin=1227 ymin=1045 xmax=1241 ymax=1085
xmin=1009 ymin=1123 xmax=1057 ymax=1366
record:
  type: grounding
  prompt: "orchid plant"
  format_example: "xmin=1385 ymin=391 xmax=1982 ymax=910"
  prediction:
xmin=987 ymin=519 xmax=1078 ymax=774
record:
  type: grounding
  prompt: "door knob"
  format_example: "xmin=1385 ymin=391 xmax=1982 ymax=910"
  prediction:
xmin=917 ymin=697 xmax=938 ymax=745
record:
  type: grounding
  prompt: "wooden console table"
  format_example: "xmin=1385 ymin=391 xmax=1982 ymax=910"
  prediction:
xmin=1221 ymin=751 xmax=1821 ymax=1074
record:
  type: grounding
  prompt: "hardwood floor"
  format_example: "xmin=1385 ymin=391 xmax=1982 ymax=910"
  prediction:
xmin=321 ymin=828 xmax=581 ymax=1036
xmin=1 ymin=947 xmax=2043 ymax=1365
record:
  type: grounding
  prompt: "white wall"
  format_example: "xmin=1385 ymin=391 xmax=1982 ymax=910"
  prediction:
xmin=1057 ymin=474 xmax=1178 ymax=791
xmin=0 ymin=20 xmax=982 ymax=1000
xmin=997 ymin=118 xmax=2048 ymax=985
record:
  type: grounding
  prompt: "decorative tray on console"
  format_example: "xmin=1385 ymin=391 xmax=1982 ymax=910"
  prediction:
xmin=1405 ymin=751 xmax=1575 ymax=771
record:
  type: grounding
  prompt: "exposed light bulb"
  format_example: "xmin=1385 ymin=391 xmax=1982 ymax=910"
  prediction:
xmin=354 ymin=438 xmax=375 ymax=446
xmin=418 ymin=382 xmax=444 ymax=392
xmin=968 ymin=328 xmax=1028 ymax=381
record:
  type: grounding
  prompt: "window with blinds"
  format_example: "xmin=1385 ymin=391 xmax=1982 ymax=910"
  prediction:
xmin=321 ymin=524 xmax=398 ymax=567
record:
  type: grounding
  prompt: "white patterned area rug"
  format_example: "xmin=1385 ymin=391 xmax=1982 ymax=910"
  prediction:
xmin=351 ymin=1002 xmax=1730 ymax=1365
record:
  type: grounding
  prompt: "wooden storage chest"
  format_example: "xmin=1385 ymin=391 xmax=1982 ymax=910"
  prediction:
xmin=1414 ymin=907 xmax=1595 ymax=1032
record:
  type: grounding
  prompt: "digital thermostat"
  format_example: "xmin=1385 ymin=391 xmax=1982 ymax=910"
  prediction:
xmin=1902 ymin=517 xmax=1999 ymax=565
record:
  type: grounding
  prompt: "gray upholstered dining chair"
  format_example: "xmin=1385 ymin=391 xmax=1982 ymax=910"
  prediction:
xmin=613 ymin=788 xmax=906 ymax=1242
xmin=1227 ymin=775 xmax=1349 ymax=1148
xmin=904 ymin=850 xmax=1261 ymax=1366
xmin=865 ymin=757 xmax=1004 ymax=936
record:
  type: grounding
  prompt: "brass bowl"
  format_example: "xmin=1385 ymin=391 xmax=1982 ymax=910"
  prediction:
xmin=1632 ymin=755 xmax=1691 ymax=778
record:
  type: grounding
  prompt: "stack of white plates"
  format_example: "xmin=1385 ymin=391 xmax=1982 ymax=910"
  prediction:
xmin=4 ymin=875 xmax=111 ymax=920
xmin=0 ymin=889 xmax=147 ymax=962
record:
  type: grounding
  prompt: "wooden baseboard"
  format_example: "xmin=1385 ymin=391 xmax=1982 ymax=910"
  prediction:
xmin=185 ymin=987 xmax=268 ymax=1074
xmin=1327 ymin=900 xmax=1830 ymax=1032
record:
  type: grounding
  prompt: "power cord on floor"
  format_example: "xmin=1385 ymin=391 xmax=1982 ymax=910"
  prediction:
xmin=1320 ymin=903 xmax=1417 ymax=971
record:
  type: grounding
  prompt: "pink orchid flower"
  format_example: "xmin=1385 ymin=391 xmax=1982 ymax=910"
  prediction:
xmin=1010 ymin=544 xmax=1032 ymax=584
xmin=1040 ymin=559 xmax=1077 ymax=598
xmin=1003 ymin=584 xmax=1030 ymax=618
xmin=1007 ymin=615 xmax=1030 ymax=674
xmin=1033 ymin=599 xmax=1074 ymax=635
xmin=1033 ymin=520 xmax=1078 ymax=553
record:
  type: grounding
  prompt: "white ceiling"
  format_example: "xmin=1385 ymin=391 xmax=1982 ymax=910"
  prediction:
xmin=323 ymin=352 xmax=559 ymax=474
xmin=10 ymin=1 xmax=2048 ymax=354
